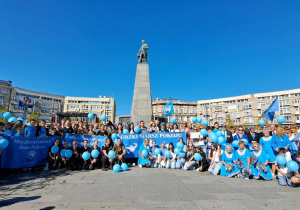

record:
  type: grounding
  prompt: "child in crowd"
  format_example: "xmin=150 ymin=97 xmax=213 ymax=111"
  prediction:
xmin=289 ymin=151 xmax=300 ymax=187
xmin=14 ymin=127 xmax=24 ymax=137
xmin=25 ymin=119 xmax=37 ymax=138
xmin=275 ymin=148 xmax=292 ymax=186
xmin=208 ymin=143 xmax=222 ymax=175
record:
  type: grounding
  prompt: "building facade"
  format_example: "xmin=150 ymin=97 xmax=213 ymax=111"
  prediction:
xmin=0 ymin=80 xmax=13 ymax=111
xmin=152 ymin=98 xmax=197 ymax=124
xmin=197 ymin=89 xmax=300 ymax=128
xmin=64 ymin=96 xmax=116 ymax=123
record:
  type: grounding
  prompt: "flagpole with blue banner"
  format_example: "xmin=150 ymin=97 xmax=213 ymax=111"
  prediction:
xmin=262 ymin=96 xmax=280 ymax=123
xmin=163 ymin=101 xmax=174 ymax=118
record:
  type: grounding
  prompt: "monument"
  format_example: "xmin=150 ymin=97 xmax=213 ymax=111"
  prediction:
xmin=131 ymin=40 xmax=153 ymax=126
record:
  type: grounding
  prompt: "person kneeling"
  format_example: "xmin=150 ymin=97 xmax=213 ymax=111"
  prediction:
xmin=89 ymin=140 xmax=101 ymax=170
xmin=48 ymin=139 xmax=60 ymax=170
xmin=80 ymin=140 xmax=90 ymax=170
xmin=138 ymin=139 xmax=151 ymax=168
xmin=112 ymin=138 xmax=126 ymax=165
xmin=166 ymin=143 xmax=176 ymax=169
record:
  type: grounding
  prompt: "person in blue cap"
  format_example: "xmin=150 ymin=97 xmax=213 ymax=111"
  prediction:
xmin=159 ymin=122 xmax=169 ymax=132
xmin=246 ymin=125 xmax=262 ymax=144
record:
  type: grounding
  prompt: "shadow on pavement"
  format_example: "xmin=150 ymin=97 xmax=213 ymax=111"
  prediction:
xmin=0 ymin=195 xmax=41 ymax=207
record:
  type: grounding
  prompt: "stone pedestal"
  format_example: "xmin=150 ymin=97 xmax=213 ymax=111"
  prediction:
xmin=131 ymin=63 xmax=153 ymax=126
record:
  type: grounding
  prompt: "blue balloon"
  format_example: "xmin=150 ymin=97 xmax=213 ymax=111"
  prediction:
xmin=27 ymin=123 xmax=31 ymax=126
xmin=179 ymin=151 xmax=186 ymax=158
xmin=259 ymin=120 xmax=266 ymax=126
xmin=108 ymin=150 xmax=116 ymax=159
xmin=123 ymin=129 xmax=129 ymax=135
xmin=197 ymin=117 xmax=202 ymax=123
xmin=134 ymin=126 xmax=140 ymax=133
xmin=60 ymin=149 xmax=66 ymax=157
xmin=176 ymin=142 xmax=184 ymax=149
xmin=287 ymin=160 xmax=299 ymax=172
xmin=202 ymin=119 xmax=209 ymax=126
xmin=88 ymin=113 xmax=94 ymax=120
xmin=194 ymin=153 xmax=202 ymax=161
xmin=91 ymin=149 xmax=99 ymax=158
xmin=3 ymin=112 xmax=12 ymax=120
xmin=192 ymin=117 xmax=197 ymax=123
xmin=113 ymin=164 xmax=121 ymax=173
xmin=216 ymin=130 xmax=223 ymax=137
xmin=174 ymin=148 xmax=180 ymax=156
xmin=0 ymin=112 xmax=1 ymax=118
xmin=100 ymin=114 xmax=107 ymax=121
xmin=276 ymin=155 xmax=287 ymax=166
xmin=200 ymin=129 xmax=207 ymax=136
xmin=164 ymin=150 xmax=172 ymax=159
xmin=210 ymin=133 xmax=218 ymax=143
xmin=218 ymin=136 xmax=225 ymax=145
xmin=8 ymin=117 xmax=17 ymax=123
xmin=232 ymin=140 xmax=239 ymax=148
xmin=141 ymin=149 xmax=148 ymax=158
xmin=121 ymin=163 xmax=128 ymax=171
xmin=241 ymin=138 xmax=248 ymax=146
xmin=111 ymin=133 xmax=118 ymax=140
xmin=82 ymin=151 xmax=90 ymax=160
xmin=4 ymin=130 xmax=12 ymax=136
xmin=65 ymin=150 xmax=72 ymax=158
xmin=170 ymin=118 xmax=176 ymax=124
xmin=277 ymin=116 xmax=286 ymax=124
xmin=154 ymin=148 xmax=161 ymax=156
xmin=51 ymin=145 xmax=59 ymax=154
xmin=0 ymin=139 xmax=9 ymax=149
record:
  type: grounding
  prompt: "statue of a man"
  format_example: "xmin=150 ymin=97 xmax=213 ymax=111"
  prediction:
xmin=137 ymin=40 xmax=149 ymax=63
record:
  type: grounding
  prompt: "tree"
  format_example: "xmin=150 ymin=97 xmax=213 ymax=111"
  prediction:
xmin=28 ymin=111 xmax=40 ymax=122
xmin=0 ymin=106 xmax=8 ymax=123
xmin=225 ymin=114 xmax=234 ymax=128
xmin=255 ymin=117 xmax=269 ymax=131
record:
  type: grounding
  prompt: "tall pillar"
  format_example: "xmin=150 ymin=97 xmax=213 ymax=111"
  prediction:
xmin=131 ymin=63 xmax=153 ymax=126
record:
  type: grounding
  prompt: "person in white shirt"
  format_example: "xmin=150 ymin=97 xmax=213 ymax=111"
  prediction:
xmin=275 ymin=148 xmax=292 ymax=186
xmin=208 ymin=143 xmax=223 ymax=176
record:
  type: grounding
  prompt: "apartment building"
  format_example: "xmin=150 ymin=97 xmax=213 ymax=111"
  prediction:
xmin=197 ymin=89 xmax=300 ymax=128
xmin=152 ymin=98 xmax=197 ymax=124
xmin=64 ymin=96 xmax=116 ymax=123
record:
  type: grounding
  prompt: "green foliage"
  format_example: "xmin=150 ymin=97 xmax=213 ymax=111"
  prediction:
xmin=28 ymin=111 xmax=40 ymax=123
xmin=225 ymin=114 xmax=234 ymax=128
xmin=0 ymin=106 xmax=8 ymax=123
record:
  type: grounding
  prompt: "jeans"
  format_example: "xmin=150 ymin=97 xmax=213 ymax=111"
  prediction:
xmin=209 ymin=162 xmax=222 ymax=175
xmin=166 ymin=160 xmax=176 ymax=169
xmin=278 ymin=176 xmax=287 ymax=186
xmin=184 ymin=161 xmax=196 ymax=170
xmin=175 ymin=158 xmax=186 ymax=169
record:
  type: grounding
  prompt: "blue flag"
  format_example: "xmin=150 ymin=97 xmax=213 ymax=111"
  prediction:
xmin=163 ymin=101 xmax=174 ymax=118
xmin=262 ymin=96 xmax=279 ymax=122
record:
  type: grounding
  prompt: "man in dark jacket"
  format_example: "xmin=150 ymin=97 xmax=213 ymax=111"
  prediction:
xmin=246 ymin=125 xmax=263 ymax=144
xmin=221 ymin=124 xmax=233 ymax=143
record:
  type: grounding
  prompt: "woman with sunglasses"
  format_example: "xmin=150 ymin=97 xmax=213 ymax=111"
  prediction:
xmin=250 ymin=142 xmax=273 ymax=180
xmin=233 ymin=126 xmax=249 ymax=142
xmin=260 ymin=127 xmax=276 ymax=175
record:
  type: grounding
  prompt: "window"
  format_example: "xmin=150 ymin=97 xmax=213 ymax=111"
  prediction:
xmin=294 ymin=99 xmax=300 ymax=103
xmin=232 ymin=118 xmax=240 ymax=123
xmin=279 ymin=94 xmax=289 ymax=98
xmin=285 ymin=116 xmax=292 ymax=121
xmin=14 ymin=106 xmax=27 ymax=111
xmin=41 ymin=102 xmax=53 ymax=107
xmin=216 ymin=112 xmax=223 ymax=117
xmin=291 ymin=93 xmax=300 ymax=97
xmin=68 ymin=100 xmax=77 ymax=103
xmin=228 ymin=112 xmax=239 ymax=116
xmin=243 ymin=103 xmax=252 ymax=109
xmin=0 ymin=97 xmax=3 ymax=104
xmin=224 ymin=100 xmax=236 ymax=104
xmin=280 ymin=107 xmax=291 ymax=114
xmin=13 ymin=113 xmax=26 ymax=118
xmin=215 ymin=106 xmax=222 ymax=111
xmin=41 ymin=109 xmax=52 ymax=113
xmin=226 ymin=105 xmax=237 ymax=110
xmin=201 ymin=107 xmax=211 ymax=111
xmin=91 ymin=101 xmax=101 ymax=104
xmin=258 ymin=109 xmax=266 ymax=114
xmin=244 ymin=117 xmax=253 ymax=123
xmin=91 ymin=105 xmax=100 ymax=110
xmin=67 ymin=105 xmax=79 ymax=110
xmin=39 ymin=116 xmax=51 ymax=120
xmin=280 ymin=100 xmax=290 ymax=106
xmin=82 ymin=105 xmax=88 ymax=109
xmin=257 ymin=97 xmax=270 ymax=100
xmin=258 ymin=102 xmax=272 ymax=107
xmin=237 ymin=99 xmax=248 ymax=103
xmin=0 ymin=88 xmax=8 ymax=94
xmin=243 ymin=110 xmax=252 ymax=116
xmin=296 ymin=115 xmax=300 ymax=120
xmin=295 ymin=107 xmax=300 ymax=111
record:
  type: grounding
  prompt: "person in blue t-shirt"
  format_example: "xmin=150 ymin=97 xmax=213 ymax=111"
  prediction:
xmin=14 ymin=127 xmax=25 ymax=137
xmin=38 ymin=120 xmax=47 ymax=138
xmin=25 ymin=119 xmax=37 ymax=138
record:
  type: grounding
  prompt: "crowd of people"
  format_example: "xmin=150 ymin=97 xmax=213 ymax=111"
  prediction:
xmin=1 ymin=118 xmax=300 ymax=187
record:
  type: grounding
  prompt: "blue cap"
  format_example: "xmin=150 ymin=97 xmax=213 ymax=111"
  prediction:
xmin=249 ymin=125 xmax=254 ymax=129
xmin=221 ymin=124 xmax=226 ymax=127
xmin=160 ymin=122 xmax=165 ymax=126
xmin=130 ymin=121 xmax=133 ymax=124
xmin=104 ymin=124 xmax=107 ymax=126
xmin=122 ymin=124 xmax=126 ymax=126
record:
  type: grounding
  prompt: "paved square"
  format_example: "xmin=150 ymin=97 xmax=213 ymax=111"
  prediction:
xmin=0 ymin=167 xmax=299 ymax=209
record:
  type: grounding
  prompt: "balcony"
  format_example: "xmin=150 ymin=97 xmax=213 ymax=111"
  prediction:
xmin=294 ymin=103 xmax=299 ymax=107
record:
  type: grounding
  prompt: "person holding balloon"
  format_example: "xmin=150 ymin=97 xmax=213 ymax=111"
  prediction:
xmin=166 ymin=142 xmax=176 ymax=169
xmin=260 ymin=127 xmax=277 ymax=175
xmin=195 ymin=147 xmax=209 ymax=172
xmin=60 ymin=141 xmax=71 ymax=168
xmin=48 ymin=139 xmax=60 ymax=170
xmin=138 ymin=138 xmax=151 ymax=168
xmin=289 ymin=151 xmax=300 ymax=187
xmin=175 ymin=138 xmax=186 ymax=169
xmin=275 ymin=148 xmax=292 ymax=186
xmin=101 ymin=138 xmax=114 ymax=171
xmin=250 ymin=142 xmax=273 ymax=180
xmin=80 ymin=140 xmax=91 ymax=170
xmin=89 ymin=139 xmax=101 ymax=170
xmin=112 ymin=138 xmax=126 ymax=165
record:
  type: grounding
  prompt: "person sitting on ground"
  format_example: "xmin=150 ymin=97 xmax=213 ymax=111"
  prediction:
xmin=138 ymin=138 xmax=151 ymax=168
xmin=112 ymin=138 xmax=126 ymax=165
xmin=195 ymin=146 xmax=209 ymax=172
xmin=156 ymin=142 xmax=167 ymax=168
xmin=166 ymin=142 xmax=176 ymax=169
xmin=289 ymin=151 xmax=300 ymax=187
xmin=184 ymin=141 xmax=196 ymax=170
xmin=48 ymin=139 xmax=60 ymax=170
xmin=101 ymin=138 xmax=113 ymax=171
xmin=275 ymin=148 xmax=292 ymax=186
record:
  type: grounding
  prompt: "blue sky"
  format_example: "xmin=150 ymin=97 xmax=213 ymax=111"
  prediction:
xmin=1 ymin=0 xmax=300 ymax=116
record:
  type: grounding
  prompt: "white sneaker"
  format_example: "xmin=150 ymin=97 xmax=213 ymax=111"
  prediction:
xmin=245 ymin=177 xmax=249 ymax=180
xmin=138 ymin=164 xmax=142 ymax=168
xmin=132 ymin=163 xmax=135 ymax=166
xmin=196 ymin=168 xmax=200 ymax=172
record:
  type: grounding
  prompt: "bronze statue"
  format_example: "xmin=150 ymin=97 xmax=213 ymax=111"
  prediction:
xmin=137 ymin=40 xmax=149 ymax=63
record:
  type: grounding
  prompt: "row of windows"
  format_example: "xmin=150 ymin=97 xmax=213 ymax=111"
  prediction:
xmin=67 ymin=100 xmax=110 ymax=104
xmin=0 ymin=97 xmax=3 ymax=104
xmin=14 ymin=106 xmax=27 ymax=111
xmin=0 ymin=88 xmax=8 ymax=94
xmin=41 ymin=109 xmax=52 ymax=113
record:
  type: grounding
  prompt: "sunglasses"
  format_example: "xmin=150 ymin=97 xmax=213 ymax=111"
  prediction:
xmin=253 ymin=146 xmax=259 ymax=147
xmin=239 ymin=129 xmax=244 ymax=131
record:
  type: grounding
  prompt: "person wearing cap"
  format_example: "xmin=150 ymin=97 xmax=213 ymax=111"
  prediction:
xmin=221 ymin=124 xmax=233 ymax=144
xmin=24 ymin=119 xmax=37 ymax=138
xmin=246 ymin=125 xmax=262 ymax=144
xmin=159 ymin=122 xmax=169 ymax=132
